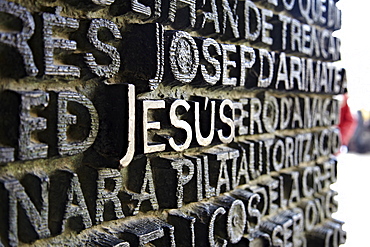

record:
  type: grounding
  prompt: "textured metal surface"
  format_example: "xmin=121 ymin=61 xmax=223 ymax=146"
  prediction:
xmin=0 ymin=0 xmax=346 ymax=246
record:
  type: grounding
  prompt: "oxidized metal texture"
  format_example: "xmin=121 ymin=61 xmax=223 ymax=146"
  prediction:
xmin=0 ymin=0 xmax=346 ymax=246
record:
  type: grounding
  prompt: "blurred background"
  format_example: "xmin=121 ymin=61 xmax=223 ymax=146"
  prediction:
xmin=331 ymin=1 xmax=370 ymax=246
xmin=336 ymin=1 xmax=370 ymax=112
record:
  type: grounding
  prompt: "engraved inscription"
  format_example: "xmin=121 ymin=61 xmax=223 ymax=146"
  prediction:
xmin=0 ymin=0 xmax=346 ymax=246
